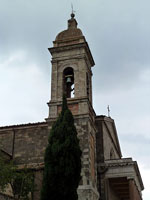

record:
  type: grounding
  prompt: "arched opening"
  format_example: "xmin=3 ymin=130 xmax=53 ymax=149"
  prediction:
xmin=63 ymin=67 xmax=74 ymax=98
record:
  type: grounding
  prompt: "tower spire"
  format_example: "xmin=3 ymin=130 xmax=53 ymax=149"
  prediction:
xmin=68 ymin=6 xmax=77 ymax=29
xmin=71 ymin=3 xmax=75 ymax=18
xmin=107 ymin=105 xmax=111 ymax=117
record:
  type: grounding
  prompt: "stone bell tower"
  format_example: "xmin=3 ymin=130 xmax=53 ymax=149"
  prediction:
xmin=47 ymin=13 xmax=99 ymax=200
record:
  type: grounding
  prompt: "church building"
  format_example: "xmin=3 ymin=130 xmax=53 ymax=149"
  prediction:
xmin=0 ymin=14 xmax=144 ymax=200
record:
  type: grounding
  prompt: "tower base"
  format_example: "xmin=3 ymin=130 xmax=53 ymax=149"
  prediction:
xmin=78 ymin=185 xmax=99 ymax=200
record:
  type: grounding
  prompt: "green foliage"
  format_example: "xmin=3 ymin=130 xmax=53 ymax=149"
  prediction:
xmin=0 ymin=155 xmax=15 ymax=192
xmin=0 ymin=153 xmax=34 ymax=200
xmin=11 ymin=169 xmax=34 ymax=200
xmin=41 ymin=95 xmax=82 ymax=200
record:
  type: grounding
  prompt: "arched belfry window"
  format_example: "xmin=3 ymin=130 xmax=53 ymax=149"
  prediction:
xmin=63 ymin=67 xmax=74 ymax=98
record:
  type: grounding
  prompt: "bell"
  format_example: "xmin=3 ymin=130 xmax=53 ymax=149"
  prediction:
xmin=66 ymin=77 xmax=72 ymax=83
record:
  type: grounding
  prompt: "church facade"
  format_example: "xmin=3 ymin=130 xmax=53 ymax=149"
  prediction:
xmin=0 ymin=14 xmax=144 ymax=200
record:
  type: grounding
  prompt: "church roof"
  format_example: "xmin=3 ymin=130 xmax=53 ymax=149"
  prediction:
xmin=55 ymin=13 xmax=83 ymax=41
xmin=0 ymin=121 xmax=47 ymax=130
xmin=53 ymin=13 xmax=86 ymax=48
xmin=56 ymin=28 xmax=83 ymax=41
xmin=49 ymin=13 xmax=95 ymax=66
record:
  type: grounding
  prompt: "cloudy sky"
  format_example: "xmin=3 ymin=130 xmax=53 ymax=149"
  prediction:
xmin=0 ymin=0 xmax=149 ymax=199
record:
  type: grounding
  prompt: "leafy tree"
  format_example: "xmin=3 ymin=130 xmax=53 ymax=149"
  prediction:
xmin=11 ymin=169 xmax=34 ymax=200
xmin=0 ymin=151 xmax=34 ymax=200
xmin=0 ymin=154 xmax=15 ymax=192
xmin=41 ymin=95 xmax=82 ymax=200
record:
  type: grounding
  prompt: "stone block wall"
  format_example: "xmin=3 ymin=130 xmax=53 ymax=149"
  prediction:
xmin=0 ymin=130 xmax=14 ymax=155
xmin=0 ymin=114 xmax=99 ymax=200
xmin=129 ymin=179 xmax=142 ymax=200
xmin=14 ymin=125 xmax=48 ymax=164
xmin=0 ymin=123 xmax=48 ymax=165
xmin=74 ymin=116 xmax=99 ymax=200
xmin=33 ymin=170 xmax=43 ymax=200
xmin=96 ymin=116 xmax=121 ymax=161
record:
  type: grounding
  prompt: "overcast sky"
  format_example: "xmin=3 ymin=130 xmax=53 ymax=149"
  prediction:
xmin=0 ymin=0 xmax=150 ymax=199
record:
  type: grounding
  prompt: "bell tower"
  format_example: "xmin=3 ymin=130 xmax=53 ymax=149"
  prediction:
xmin=47 ymin=14 xmax=99 ymax=200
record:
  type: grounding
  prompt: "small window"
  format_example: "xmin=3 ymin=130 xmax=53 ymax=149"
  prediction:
xmin=63 ymin=67 xmax=74 ymax=98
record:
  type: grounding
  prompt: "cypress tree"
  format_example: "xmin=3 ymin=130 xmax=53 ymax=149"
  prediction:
xmin=41 ymin=95 xmax=82 ymax=200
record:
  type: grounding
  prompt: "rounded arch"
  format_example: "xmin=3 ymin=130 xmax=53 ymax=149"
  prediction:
xmin=58 ymin=63 xmax=78 ymax=73
xmin=63 ymin=67 xmax=74 ymax=76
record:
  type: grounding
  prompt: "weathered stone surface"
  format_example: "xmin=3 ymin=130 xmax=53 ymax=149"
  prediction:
xmin=0 ymin=123 xmax=48 ymax=165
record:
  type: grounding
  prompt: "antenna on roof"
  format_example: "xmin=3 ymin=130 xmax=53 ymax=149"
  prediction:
xmin=107 ymin=105 xmax=110 ymax=117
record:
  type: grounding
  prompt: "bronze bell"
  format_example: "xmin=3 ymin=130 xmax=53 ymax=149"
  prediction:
xmin=66 ymin=77 xmax=72 ymax=83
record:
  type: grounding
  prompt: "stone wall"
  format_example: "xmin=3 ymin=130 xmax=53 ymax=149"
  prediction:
xmin=0 ymin=116 xmax=99 ymax=200
xmin=0 ymin=130 xmax=14 ymax=155
xmin=33 ymin=170 xmax=43 ymax=200
xmin=102 ymin=124 xmax=120 ymax=160
xmin=74 ymin=116 xmax=99 ymax=200
xmin=95 ymin=116 xmax=123 ymax=200
xmin=96 ymin=116 xmax=121 ymax=161
xmin=0 ymin=123 xmax=49 ymax=200
xmin=129 ymin=180 xmax=142 ymax=200
xmin=0 ymin=122 xmax=48 ymax=165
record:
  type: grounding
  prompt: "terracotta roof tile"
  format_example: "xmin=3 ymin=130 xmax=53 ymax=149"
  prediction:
xmin=0 ymin=121 xmax=47 ymax=130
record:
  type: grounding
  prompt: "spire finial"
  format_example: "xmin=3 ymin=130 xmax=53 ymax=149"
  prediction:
xmin=71 ymin=3 xmax=75 ymax=18
xmin=107 ymin=105 xmax=111 ymax=117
